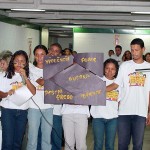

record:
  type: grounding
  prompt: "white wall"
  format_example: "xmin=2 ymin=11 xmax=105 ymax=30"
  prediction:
xmin=74 ymin=33 xmax=150 ymax=60
xmin=0 ymin=21 xmax=40 ymax=62
xmin=58 ymin=37 xmax=73 ymax=50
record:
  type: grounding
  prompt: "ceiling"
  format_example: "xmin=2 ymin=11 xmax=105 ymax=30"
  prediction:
xmin=0 ymin=0 xmax=150 ymax=37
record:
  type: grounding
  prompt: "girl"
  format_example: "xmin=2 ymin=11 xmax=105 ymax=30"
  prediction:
xmin=90 ymin=58 xmax=119 ymax=150
xmin=27 ymin=45 xmax=53 ymax=150
xmin=0 ymin=50 xmax=36 ymax=150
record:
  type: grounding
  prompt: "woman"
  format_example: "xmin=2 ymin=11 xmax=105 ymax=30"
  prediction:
xmin=145 ymin=52 xmax=150 ymax=63
xmin=0 ymin=50 xmax=36 ymax=150
xmin=122 ymin=50 xmax=132 ymax=61
xmin=90 ymin=58 xmax=119 ymax=150
xmin=63 ymin=48 xmax=73 ymax=56
xmin=0 ymin=50 xmax=12 ymax=72
xmin=27 ymin=45 xmax=53 ymax=150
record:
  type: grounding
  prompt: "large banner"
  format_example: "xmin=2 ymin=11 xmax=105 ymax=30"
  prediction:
xmin=44 ymin=53 xmax=106 ymax=105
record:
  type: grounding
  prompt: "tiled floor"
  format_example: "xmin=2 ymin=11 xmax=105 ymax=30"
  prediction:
xmin=87 ymin=119 xmax=150 ymax=150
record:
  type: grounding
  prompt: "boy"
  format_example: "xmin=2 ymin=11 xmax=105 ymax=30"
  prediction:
xmin=107 ymin=38 xmax=150 ymax=150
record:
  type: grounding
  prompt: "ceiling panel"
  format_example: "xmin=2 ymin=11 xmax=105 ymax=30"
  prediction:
xmin=0 ymin=0 xmax=150 ymax=37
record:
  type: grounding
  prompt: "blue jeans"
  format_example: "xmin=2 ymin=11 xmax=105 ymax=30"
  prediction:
xmin=118 ymin=115 xmax=146 ymax=150
xmin=51 ymin=115 xmax=62 ymax=150
xmin=37 ymin=124 xmax=41 ymax=150
xmin=27 ymin=108 xmax=53 ymax=150
xmin=1 ymin=107 xmax=27 ymax=150
xmin=92 ymin=118 xmax=117 ymax=150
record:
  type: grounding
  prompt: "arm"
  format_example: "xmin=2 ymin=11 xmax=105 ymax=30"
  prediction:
xmin=106 ymin=82 xmax=119 ymax=92
xmin=20 ymin=68 xmax=36 ymax=95
xmin=25 ymin=78 xmax=36 ymax=95
xmin=36 ymin=78 xmax=44 ymax=86
xmin=0 ymin=89 xmax=15 ymax=98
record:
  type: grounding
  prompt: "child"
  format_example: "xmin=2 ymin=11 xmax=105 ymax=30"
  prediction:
xmin=90 ymin=58 xmax=119 ymax=150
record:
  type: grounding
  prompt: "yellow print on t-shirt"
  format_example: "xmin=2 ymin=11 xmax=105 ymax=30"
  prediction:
xmin=129 ymin=72 xmax=146 ymax=86
xmin=11 ymin=82 xmax=23 ymax=90
xmin=106 ymin=90 xmax=119 ymax=101
xmin=36 ymin=85 xmax=44 ymax=91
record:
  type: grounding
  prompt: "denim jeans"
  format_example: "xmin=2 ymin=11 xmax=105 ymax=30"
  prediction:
xmin=1 ymin=107 xmax=27 ymax=150
xmin=51 ymin=115 xmax=62 ymax=150
xmin=118 ymin=115 xmax=146 ymax=150
xmin=37 ymin=123 xmax=41 ymax=150
xmin=92 ymin=118 xmax=117 ymax=150
xmin=27 ymin=108 xmax=53 ymax=150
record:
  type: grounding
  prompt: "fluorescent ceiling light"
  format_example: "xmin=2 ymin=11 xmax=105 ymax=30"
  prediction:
xmin=133 ymin=20 xmax=150 ymax=22
xmin=131 ymin=12 xmax=150 ymax=14
xmin=134 ymin=28 xmax=150 ymax=30
xmin=62 ymin=25 xmax=82 ymax=28
xmin=11 ymin=9 xmax=45 ymax=12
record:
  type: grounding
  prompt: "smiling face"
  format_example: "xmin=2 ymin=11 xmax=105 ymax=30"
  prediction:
xmin=48 ymin=45 xmax=61 ymax=56
xmin=13 ymin=54 xmax=27 ymax=72
xmin=104 ymin=62 xmax=117 ymax=80
xmin=34 ymin=48 xmax=47 ymax=68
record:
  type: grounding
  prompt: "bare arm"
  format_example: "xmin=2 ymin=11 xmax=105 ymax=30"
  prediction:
xmin=36 ymin=78 xmax=44 ymax=86
xmin=20 ymin=68 xmax=36 ymax=95
xmin=25 ymin=78 xmax=36 ymax=95
xmin=0 ymin=89 xmax=15 ymax=98
xmin=106 ymin=82 xmax=119 ymax=92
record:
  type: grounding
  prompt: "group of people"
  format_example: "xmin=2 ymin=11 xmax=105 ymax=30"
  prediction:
xmin=108 ymin=44 xmax=150 ymax=64
xmin=0 ymin=38 xmax=150 ymax=150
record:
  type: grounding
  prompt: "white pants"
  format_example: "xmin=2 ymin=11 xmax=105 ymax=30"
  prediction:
xmin=62 ymin=114 xmax=88 ymax=150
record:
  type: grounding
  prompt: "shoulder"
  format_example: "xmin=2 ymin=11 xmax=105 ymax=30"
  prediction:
xmin=119 ymin=60 xmax=133 ymax=68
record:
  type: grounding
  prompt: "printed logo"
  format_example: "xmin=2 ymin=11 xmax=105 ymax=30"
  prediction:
xmin=10 ymin=81 xmax=23 ymax=90
xmin=106 ymin=90 xmax=119 ymax=101
xmin=129 ymin=72 xmax=146 ymax=86
xmin=36 ymin=85 xmax=44 ymax=91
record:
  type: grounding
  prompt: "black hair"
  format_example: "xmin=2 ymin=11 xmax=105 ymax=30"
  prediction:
xmin=115 ymin=45 xmax=122 ymax=51
xmin=104 ymin=58 xmax=119 ymax=78
xmin=130 ymin=38 xmax=144 ymax=48
xmin=5 ymin=50 xmax=29 ymax=79
xmin=144 ymin=52 xmax=150 ymax=61
xmin=63 ymin=48 xmax=73 ymax=55
xmin=49 ymin=43 xmax=62 ymax=51
xmin=33 ymin=45 xmax=48 ymax=66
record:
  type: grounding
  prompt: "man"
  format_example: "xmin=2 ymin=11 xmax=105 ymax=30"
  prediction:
xmin=48 ymin=43 xmax=62 ymax=57
xmin=108 ymin=49 xmax=114 ymax=57
xmin=107 ymin=38 xmax=150 ymax=150
xmin=111 ymin=45 xmax=122 ymax=65
xmin=48 ymin=43 xmax=63 ymax=150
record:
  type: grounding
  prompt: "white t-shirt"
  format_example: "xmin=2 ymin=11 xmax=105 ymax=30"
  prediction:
xmin=61 ymin=104 xmax=90 ymax=117
xmin=0 ymin=72 xmax=29 ymax=110
xmin=111 ymin=54 xmax=122 ymax=65
xmin=115 ymin=60 xmax=150 ymax=117
xmin=53 ymin=105 xmax=62 ymax=116
xmin=90 ymin=76 xmax=119 ymax=119
xmin=29 ymin=66 xmax=53 ymax=109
